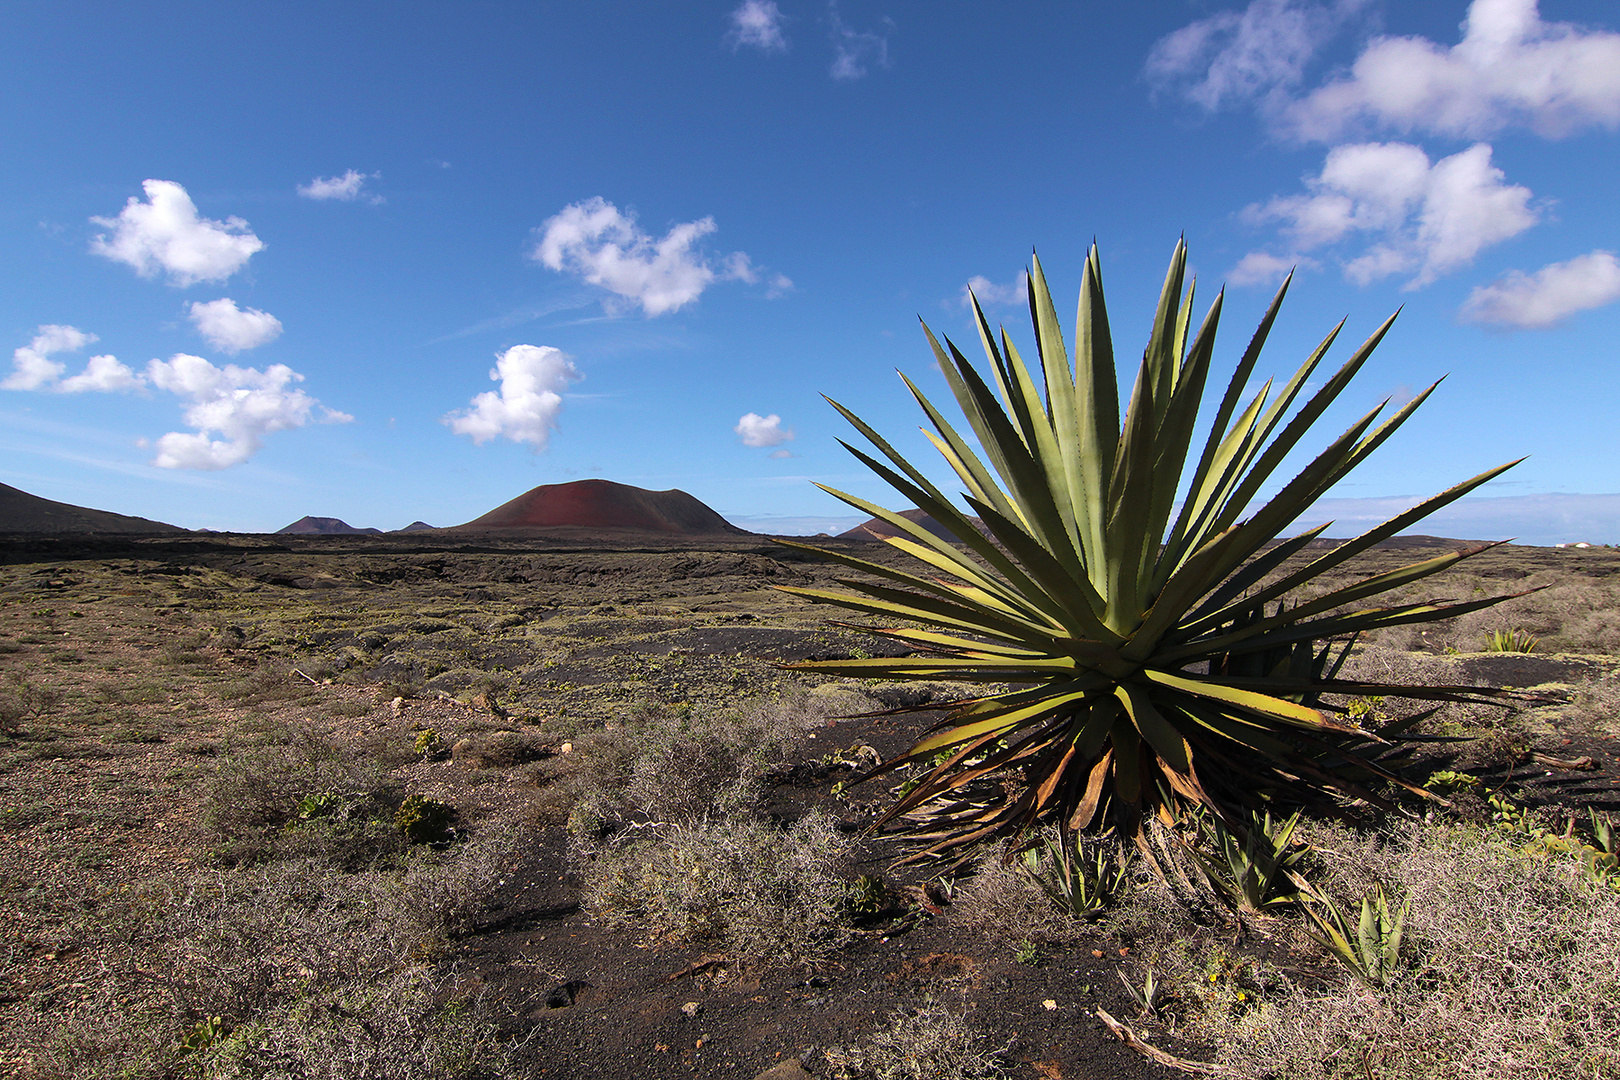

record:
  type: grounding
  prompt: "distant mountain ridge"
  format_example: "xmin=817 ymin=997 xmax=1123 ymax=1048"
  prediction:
xmin=276 ymin=516 xmax=383 ymax=535
xmin=0 ymin=482 xmax=186 ymax=534
xmin=453 ymin=479 xmax=745 ymax=535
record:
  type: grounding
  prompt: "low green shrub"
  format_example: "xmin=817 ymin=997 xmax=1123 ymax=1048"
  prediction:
xmin=394 ymin=794 xmax=457 ymax=845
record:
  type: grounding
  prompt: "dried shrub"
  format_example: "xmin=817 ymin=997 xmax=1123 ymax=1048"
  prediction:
xmin=824 ymin=1002 xmax=1010 ymax=1080
xmin=1210 ymin=822 xmax=1620 ymax=1080
xmin=16 ymin=825 xmax=524 ymax=1080
xmin=201 ymin=720 xmax=402 ymax=868
xmin=581 ymin=811 xmax=851 ymax=964
xmin=535 ymin=689 xmax=866 ymax=828
xmin=1557 ymin=674 xmax=1620 ymax=739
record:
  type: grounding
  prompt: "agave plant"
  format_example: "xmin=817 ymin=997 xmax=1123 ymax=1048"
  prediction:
xmin=778 ymin=240 xmax=1530 ymax=863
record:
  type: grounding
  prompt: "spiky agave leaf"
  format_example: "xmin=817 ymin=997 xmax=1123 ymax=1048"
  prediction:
xmin=780 ymin=240 xmax=1535 ymax=863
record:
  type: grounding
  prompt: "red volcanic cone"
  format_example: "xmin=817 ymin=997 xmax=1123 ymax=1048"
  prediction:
xmin=455 ymin=479 xmax=746 ymax=535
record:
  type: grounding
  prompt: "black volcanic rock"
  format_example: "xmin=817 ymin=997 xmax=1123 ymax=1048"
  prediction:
xmin=276 ymin=516 xmax=383 ymax=535
xmin=453 ymin=479 xmax=746 ymax=535
xmin=0 ymin=482 xmax=186 ymax=534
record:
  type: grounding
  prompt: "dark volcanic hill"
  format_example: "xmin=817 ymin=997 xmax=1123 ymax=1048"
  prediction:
xmin=0 ymin=482 xmax=186 ymax=534
xmin=840 ymin=507 xmax=986 ymax=541
xmin=395 ymin=521 xmax=436 ymax=533
xmin=276 ymin=516 xmax=383 ymax=536
xmin=454 ymin=479 xmax=746 ymax=535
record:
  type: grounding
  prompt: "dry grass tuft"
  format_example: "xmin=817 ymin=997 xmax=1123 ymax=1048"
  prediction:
xmin=580 ymin=811 xmax=852 ymax=964
xmin=1208 ymin=822 xmax=1620 ymax=1079
xmin=823 ymin=1002 xmax=1011 ymax=1080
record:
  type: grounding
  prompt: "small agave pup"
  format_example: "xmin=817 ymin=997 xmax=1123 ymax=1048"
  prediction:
xmin=778 ymin=240 xmax=1531 ymax=863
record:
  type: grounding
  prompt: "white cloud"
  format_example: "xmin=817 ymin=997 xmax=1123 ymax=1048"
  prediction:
xmin=188 ymin=298 xmax=284 ymax=353
xmin=297 ymin=169 xmax=383 ymax=203
xmin=1461 ymin=250 xmax=1620 ymax=329
xmin=829 ymin=5 xmax=892 ymax=80
xmin=1227 ymin=251 xmax=1317 ymax=286
xmin=4 ymin=325 xmax=95 ymax=390
xmin=1145 ymin=0 xmax=1368 ymax=111
xmin=735 ymin=412 xmax=794 ymax=448
xmin=961 ymin=272 xmax=1029 ymax=308
xmin=1284 ymin=0 xmax=1620 ymax=141
xmin=59 ymin=355 xmax=144 ymax=394
xmin=531 ymin=197 xmax=767 ymax=316
xmin=1241 ymin=142 xmax=1536 ymax=288
xmin=728 ymin=1 xmax=787 ymax=51
xmin=444 ymin=344 xmax=580 ymax=449
xmin=90 ymin=180 xmax=264 ymax=286
xmin=145 ymin=354 xmax=350 ymax=470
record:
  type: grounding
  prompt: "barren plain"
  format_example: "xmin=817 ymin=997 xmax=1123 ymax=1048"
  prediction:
xmin=2 ymin=530 xmax=1617 ymax=1079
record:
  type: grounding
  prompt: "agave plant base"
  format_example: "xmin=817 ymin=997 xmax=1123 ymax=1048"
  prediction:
xmin=783 ymin=240 xmax=1535 ymax=864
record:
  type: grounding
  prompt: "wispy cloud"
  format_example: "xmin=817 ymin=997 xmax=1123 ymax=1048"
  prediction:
xmin=298 ymin=169 xmax=383 ymax=203
xmin=90 ymin=180 xmax=264 ymax=286
xmin=828 ymin=4 xmax=892 ymax=80
xmin=531 ymin=197 xmax=776 ymax=316
xmin=727 ymin=1 xmax=788 ymax=52
xmin=1148 ymin=0 xmax=1620 ymax=143
xmin=961 ymin=272 xmax=1028 ymax=308
xmin=1283 ymin=0 xmax=1620 ymax=141
xmin=1145 ymin=0 xmax=1368 ymax=112
xmin=1227 ymin=251 xmax=1318 ymax=287
xmin=1461 ymin=250 xmax=1620 ymax=329
xmin=188 ymin=298 xmax=284 ymax=353
xmin=1239 ymin=142 xmax=1537 ymax=288
xmin=427 ymin=294 xmax=599 ymax=345
xmin=444 ymin=344 xmax=581 ymax=449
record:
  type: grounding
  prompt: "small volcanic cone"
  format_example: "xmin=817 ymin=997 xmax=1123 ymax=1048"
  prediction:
xmin=839 ymin=507 xmax=985 ymax=541
xmin=276 ymin=516 xmax=382 ymax=535
xmin=455 ymin=479 xmax=746 ymax=535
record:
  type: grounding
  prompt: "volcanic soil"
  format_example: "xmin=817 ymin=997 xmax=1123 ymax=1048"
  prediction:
xmin=2 ymin=530 xmax=1617 ymax=1079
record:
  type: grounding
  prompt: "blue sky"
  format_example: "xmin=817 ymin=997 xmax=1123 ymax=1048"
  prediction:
xmin=3 ymin=0 xmax=1618 ymax=543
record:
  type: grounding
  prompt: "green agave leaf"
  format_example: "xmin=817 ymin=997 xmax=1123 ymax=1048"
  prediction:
xmin=784 ymin=237 xmax=1527 ymax=858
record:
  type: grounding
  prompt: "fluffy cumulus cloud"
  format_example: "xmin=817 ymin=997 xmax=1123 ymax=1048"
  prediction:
xmin=829 ymin=5 xmax=892 ymax=80
xmin=1461 ymin=250 xmax=1620 ymax=329
xmin=1284 ymin=0 xmax=1620 ymax=140
xmin=961 ymin=272 xmax=1029 ymax=308
xmin=1239 ymin=142 xmax=1536 ymax=288
xmin=90 ymin=180 xmax=264 ymax=286
xmin=2 ymin=325 xmax=144 ymax=394
xmin=1145 ymin=0 xmax=1369 ymax=111
xmin=188 ymin=298 xmax=284 ymax=353
xmin=297 ymin=169 xmax=383 ymax=203
xmin=727 ymin=1 xmax=787 ymax=51
xmin=444 ymin=344 xmax=580 ymax=449
xmin=4 ymin=325 xmax=95 ymax=390
xmin=531 ymin=198 xmax=771 ymax=316
xmin=734 ymin=412 xmax=794 ymax=448
xmin=59 ymin=354 xmax=145 ymax=394
xmin=145 ymin=355 xmax=352 ymax=470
